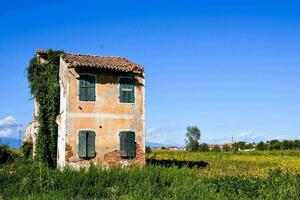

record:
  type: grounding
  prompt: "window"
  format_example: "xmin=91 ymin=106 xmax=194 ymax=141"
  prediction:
xmin=119 ymin=77 xmax=135 ymax=103
xmin=78 ymin=131 xmax=96 ymax=158
xmin=119 ymin=131 xmax=135 ymax=158
xmin=79 ymin=74 xmax=96 ymax=101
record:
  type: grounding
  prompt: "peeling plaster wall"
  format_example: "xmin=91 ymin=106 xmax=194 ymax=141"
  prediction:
xmin=59 ymin=66 xmax=145 ymax=167
xmin=57 ymin=58 xmax=69 ymax=168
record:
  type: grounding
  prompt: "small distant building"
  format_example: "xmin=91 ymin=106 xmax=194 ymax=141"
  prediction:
xmin=151 ymin=146 xmax=185 ymax=151
xmin=168 ymin=146 xmax=183 ymax=151
xmin=151 ymin=147 xmax=163 ymax=150
xmin=208 ymin=143 xmax=234 ymax=151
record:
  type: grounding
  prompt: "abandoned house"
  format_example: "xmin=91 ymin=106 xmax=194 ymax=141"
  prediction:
xmin=24 ymin=50 xmax=145 ymax=168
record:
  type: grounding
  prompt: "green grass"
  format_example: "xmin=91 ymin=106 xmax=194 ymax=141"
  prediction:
xmin=1 ymin=150 xmax=300 ymax=199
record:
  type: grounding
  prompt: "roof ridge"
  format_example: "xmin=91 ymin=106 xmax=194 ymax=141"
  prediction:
xmin=63 ymin=52 xmax=128 ymax=60
xmin=37 ymin=49 xmax=128 ymax=60
xmin=36 ymin=49 xmax=144 ymax=74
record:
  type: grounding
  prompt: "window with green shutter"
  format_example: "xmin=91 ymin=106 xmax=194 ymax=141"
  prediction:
xmin=78 ymin=131 xmax=96 ymax=158
xmin=79 ymin=74 xmax=96 ymax=101
xmin=119 ymin=77 xmax=135 ymax=103
xmin=119 ymin=131 xmax=136 ymax=158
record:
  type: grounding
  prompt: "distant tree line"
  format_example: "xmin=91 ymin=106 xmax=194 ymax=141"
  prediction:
xmin=147 ymin=138 xmax=300 ymax=153
xmin=256 ymin=140 xmax=300 ymax=150
xmin=184 ymin=126 xmax=256 ymax=152
xmin=183 ymin=126 xmax=300 ymax=152
xmin=232 ymin=141 xmax=255 ymax=151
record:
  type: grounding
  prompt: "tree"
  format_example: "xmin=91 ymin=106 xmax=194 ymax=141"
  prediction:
xmin=185 ymin=126 xmax=201 ymax=151
xmin=255 ymin=141 xmax=266 ymax=150
xmin=232 ymin=142 xmax=239 ymax=152
xmin=237 ymin=141 xmax=247 ymax=150
xmin=0 ymin=145 xmax=18 ymax=164
xmin=198 ymin=143 xmax=209 ymax=152
xmin=245 ymin=143 xmax=254 ymax=149
xmin=212 ymin=145 xmax=221 ymax=152
xmin=145 ymin=146 xmax=152 ymax=154
xmin=294 ymin=140 xmax=300 ymax=149
xmin=268 ymin=140 xmax=281 ymax=150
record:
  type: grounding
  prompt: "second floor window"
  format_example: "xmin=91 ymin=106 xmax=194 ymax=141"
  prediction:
xmin=119 ymin=77 xmax=135 ymax=103
xmin=79 ymin=74 xmax=96 ymax=101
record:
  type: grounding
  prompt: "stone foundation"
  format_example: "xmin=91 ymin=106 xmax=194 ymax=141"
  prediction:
xmin=65 ymin=143 xmax=145 ymax=167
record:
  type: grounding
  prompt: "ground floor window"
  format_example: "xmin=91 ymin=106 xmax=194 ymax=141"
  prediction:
xmin=119 ymin=131 xmax=136 ymax=158
xmin=78 ymin=130 xmax=96 ymax=158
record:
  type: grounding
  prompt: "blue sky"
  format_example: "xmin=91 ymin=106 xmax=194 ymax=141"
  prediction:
xmin=0 ymin=0 xmax=299 ymax=145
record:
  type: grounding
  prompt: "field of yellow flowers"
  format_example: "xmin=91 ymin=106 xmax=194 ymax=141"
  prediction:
xmin=147 ymin=150 xmax=300 ymax=177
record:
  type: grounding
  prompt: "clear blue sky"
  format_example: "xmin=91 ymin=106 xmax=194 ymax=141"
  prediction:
xmin=0 ymin=0 xmax=299 ymax=145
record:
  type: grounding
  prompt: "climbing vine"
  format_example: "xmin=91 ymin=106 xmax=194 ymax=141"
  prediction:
xmin=27 ymin=49 xmax=64 ymax=168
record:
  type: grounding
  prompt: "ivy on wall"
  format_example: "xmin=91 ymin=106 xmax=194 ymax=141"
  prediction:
xmin=27 ymin=49 xmax=64 ymax=168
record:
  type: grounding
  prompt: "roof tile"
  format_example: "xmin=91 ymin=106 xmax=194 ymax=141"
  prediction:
xmin=36 ymin=50 xmax=144 ymax=75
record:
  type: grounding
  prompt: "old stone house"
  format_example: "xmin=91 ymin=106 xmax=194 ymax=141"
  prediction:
xmin=25 ymin=50 xmax=145 ymax=168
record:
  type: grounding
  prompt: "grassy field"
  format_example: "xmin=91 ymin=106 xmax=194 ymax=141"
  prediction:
xmin=148 ymin=150 xmax=300 ymax=176
xmin=1 ymin=150 xmax=300 ymax=199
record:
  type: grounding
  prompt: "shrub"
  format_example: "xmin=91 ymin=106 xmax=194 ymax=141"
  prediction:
xmin=198 ymin=143 xmax=209 ymax=152
xmin=212 ymin=145 xmax=221 ymax=152
xmin=21 ymin=142 xmax=33 ymax=158
xmin=0 ymin=145 xmax=18 ymax=164
xmin=145 ymin=146 xmax=152 ymax=154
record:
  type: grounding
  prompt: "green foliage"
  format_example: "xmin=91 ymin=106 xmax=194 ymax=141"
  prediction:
xmin=232 ymin=141 xmax=254 ymax=151
xmin=256 ymin=141 xmax=267 ymax=150
xmin=185 ymin=126 xmax=201 ymax=151
xmin=21 ymin=142 xmax=33 ymax=158
xmin=27 ymin=49 xmax=64 ymax=168
xmin=256 ymin=140 xmax=300 ymax=151
xmin=0 ymin=145 xmax=19 ymax=164
xmin=145 ymin=146 xmax=152 ymax=154
xmin=0 ymin=162 xmax=300 ymax=199
xmin=212 ymin=145 xmax=221 ymax=152
xmin=198 ymin=143 xmax=209 ymax=152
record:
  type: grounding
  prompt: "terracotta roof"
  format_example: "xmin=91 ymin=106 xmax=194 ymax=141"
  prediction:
xmin=36 ymin=49 xmax=144 ymax=75
xmin=36 ymin=49 xmax=50 ymax=54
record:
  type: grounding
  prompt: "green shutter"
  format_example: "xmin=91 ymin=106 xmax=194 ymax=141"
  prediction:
xmin=87 ymin=85 xmax=95 ymax=101
xmin=87 ymin=131 xmax=96 ymax=158
xmin=127 ymin=131 xmax=136 ymax=157
xmin=120 ymin=131 xmax=128 ymax=157
xmin=119 ymin=80 xmax=125 ymax=102
xmin=79 ymin=78 xmax=86 ymax=101
xmin=87 ymin=76 xmax=96 ymax=101
xmin=119 ymin=131 xmax=136 ymax=157
xmin=78 ymin=131 xmax=87 ymax=158
xmin=119 ymin=78 xmax=135 ymax=103
xmin=79 ymin=75 xmax=96 ymax=101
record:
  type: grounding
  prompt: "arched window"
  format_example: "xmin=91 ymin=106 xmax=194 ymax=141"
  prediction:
xmin=79 ymin=74 xmax=96 ymax=101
